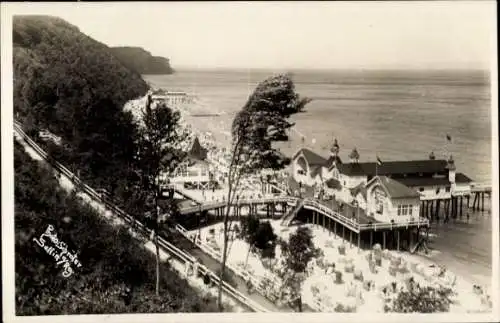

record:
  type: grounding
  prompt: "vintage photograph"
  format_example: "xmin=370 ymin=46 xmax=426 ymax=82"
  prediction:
xmin=1 ymin=1 xmax=498 ymax=322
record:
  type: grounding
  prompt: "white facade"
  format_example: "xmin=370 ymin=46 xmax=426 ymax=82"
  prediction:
xmin=292 ymin=152 xmax=316 ymax=186
xmin=452 ymin=182 xmax=472 ymax=197
xmin=366 ymin=182 xmax=420 ymax=223
xmin=416 ymin=185 xmax=452 ymax=200
xmin=171 ymin=161 xmax=210 ymax=184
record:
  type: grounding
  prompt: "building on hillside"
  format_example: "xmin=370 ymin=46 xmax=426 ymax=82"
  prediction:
xmin=170 ymin=137 xmax=212 ymax=189
xmin=365 ymin=176 xmax=421 ymax=223
xmin=289 ymin=138 xmax=474 ymax=208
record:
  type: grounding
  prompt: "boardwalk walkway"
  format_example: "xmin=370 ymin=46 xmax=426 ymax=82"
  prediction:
xmin=165 ymin=230 xmax=292 ymax=312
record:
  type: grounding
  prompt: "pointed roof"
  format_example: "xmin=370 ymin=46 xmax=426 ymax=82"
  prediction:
xmin=455 ymin=172 xmax=473 ymax=183
xmin=292 ymin=148 xmax=327 ymax=166
xmin=350 ymin=182 xmax=367 ymax=200
xmin=326 ymin=155 xmax=343 ymax=169
xmin=188 ymin=136 xmax=207 ymax=161
xmin=367 ymin=176 xmax=420 ymax=199
xmin=310 ymin=165 xmax=323 ymax=178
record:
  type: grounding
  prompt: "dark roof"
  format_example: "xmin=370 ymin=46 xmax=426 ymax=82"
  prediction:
xmin=325 ymin=178 xmax=342 ymax=190
xmin=369 ymin=176 xmax=420 ymax=199
xmin=350 ymin=182 xmax=367 ymax=200
xmin=455 ymin=172 xmax=473 ymax=183
xmin=287 ymin=176 xmax=315 ymax=198
xmin=189 ymin=137 xmax=207 ymax=161
xmin=395 ymin=177 xmax=451 ymax=187
xmin=325 ymin=155 xmax=343 ymax=169
xmin=310 ymin=165 xmax=322 ymax=178
xmin=338 ymin=159 xmax=448 ymax=177
xmin=293 ymin=148 xmax=327 ymax=166
xmin=151 ymin=89 xmax=167 ymax=95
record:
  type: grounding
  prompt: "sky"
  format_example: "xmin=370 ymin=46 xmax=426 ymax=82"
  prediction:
xmin=3 ymin=1 xmax=497 ymax=70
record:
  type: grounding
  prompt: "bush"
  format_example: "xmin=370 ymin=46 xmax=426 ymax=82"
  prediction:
xmin=389 ymin=285 xmax=456 ymax=313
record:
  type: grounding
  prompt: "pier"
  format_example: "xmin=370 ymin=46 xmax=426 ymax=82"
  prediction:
xmin=172 ymin=185 xmax=430 ymax=253
xmin=419 ymin=182 xmax=491 ymax=223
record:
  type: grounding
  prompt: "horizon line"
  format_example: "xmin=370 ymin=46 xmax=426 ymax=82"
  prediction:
xmin=171 ymin=65 xmax=490 ymax=73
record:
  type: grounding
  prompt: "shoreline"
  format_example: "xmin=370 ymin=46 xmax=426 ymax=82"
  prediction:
xmin=187 ymin=220 xmax=492 ymax=313
xmin=125 ymin=90 xmax=492 ymax=291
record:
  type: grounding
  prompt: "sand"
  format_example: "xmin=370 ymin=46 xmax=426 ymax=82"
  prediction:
xmin=189 ymin=220 xmax=492 ymax=313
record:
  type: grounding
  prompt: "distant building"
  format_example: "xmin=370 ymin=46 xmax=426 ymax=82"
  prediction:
xmin=290 ymin=138 xmax=473 ymax=208
xmin=149 ymin=88 xmax=193 ymax=106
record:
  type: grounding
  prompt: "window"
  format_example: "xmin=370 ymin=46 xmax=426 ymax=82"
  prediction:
xmin=419 ymin=187 xmax=425 ymax=192
xmin=408 ymin=205 xmax=413 ymax=215
xmin=397 ymin=205 xmax=402 ymax=216
xmin=402 ymin=205 xmax=408 ymax=215
xmin=344 ymin=181 xmax=346 ymax=186
xmin=445 ymin=186 xmax=451 ymax=192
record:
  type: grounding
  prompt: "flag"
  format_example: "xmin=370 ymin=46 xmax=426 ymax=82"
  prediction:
xmin=446 ymin=134 xmax=452 ymax=142
xmin=376 ymin=156 xmax=383 ymax=166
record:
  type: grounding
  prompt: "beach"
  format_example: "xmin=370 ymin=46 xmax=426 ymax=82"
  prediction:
xmin=122 ymin=68 xmax=494 ymax=312
xmin=141 ymin=69 xmax=493 ymax=289
xmin=187 ymin=220 xmax=492 ymax=313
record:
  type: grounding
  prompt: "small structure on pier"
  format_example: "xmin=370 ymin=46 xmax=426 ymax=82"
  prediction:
xmin=171 ymin=137 xmax=212 ymax=189
xmin=149 ymin=88 xmax=193 ymax=106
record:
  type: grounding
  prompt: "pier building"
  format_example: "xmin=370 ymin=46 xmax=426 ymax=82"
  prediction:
xmin=169 ymin=137 xmax=212 ymax=189
xmin=289 ymin=138 xmax=481 ymax=222
xmin=150 ymin=88 xmax=193 ymax=105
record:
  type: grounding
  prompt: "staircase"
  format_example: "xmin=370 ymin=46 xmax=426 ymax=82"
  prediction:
xmin=281 ymin=199 xmax=305 ymax=226
xmin=410 ymin=237 xmax=429 ymax=254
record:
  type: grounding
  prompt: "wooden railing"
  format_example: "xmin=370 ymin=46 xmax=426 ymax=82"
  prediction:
xmin=174 ymin=223 xmax=283 ymax=305
xmin=178 ymin=195 xmax=298 ymax=215
xmin=14 ymin=122 xmax=271 ymax=313
xmin=302 ymin=199 xmax=360 ymax=232
xmin=471 ymin=182 xmax=492 ymax=192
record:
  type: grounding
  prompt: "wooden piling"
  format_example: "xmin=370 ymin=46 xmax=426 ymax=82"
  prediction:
xmin=481 ymin=193 xmax=485 ymax=212
xmin=397 ymin=230 xmax=400 ymax=251
xmin=370 ymin=230 xmax=373 ymax=248
xmin=357 ymin=232 xmax=361 ymax=252
xmin=459 ymin=196 xmax=463 ymax=218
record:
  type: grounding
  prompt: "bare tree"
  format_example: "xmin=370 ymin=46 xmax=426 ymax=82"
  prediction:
xmin=216 ymin=74 xmax=311 ymax=310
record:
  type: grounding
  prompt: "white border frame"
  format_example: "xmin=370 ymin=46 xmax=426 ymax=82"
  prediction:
xmin=2 ymin=2 xmax=498 ymax=323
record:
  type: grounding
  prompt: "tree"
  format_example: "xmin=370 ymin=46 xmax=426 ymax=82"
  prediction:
xmin=279 ymin=226 xmax=319 ymax=311
xmin=240 ymin=217 xmax=277 ymax=268
xmin=135 ymin=95 xmax=187 ymax=296
xmin=217 ymin=74 xmax=310 ymax=310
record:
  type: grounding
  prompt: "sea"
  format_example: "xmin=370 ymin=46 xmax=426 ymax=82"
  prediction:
xmin=144 ymin=68 xmax=494 ymax=286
